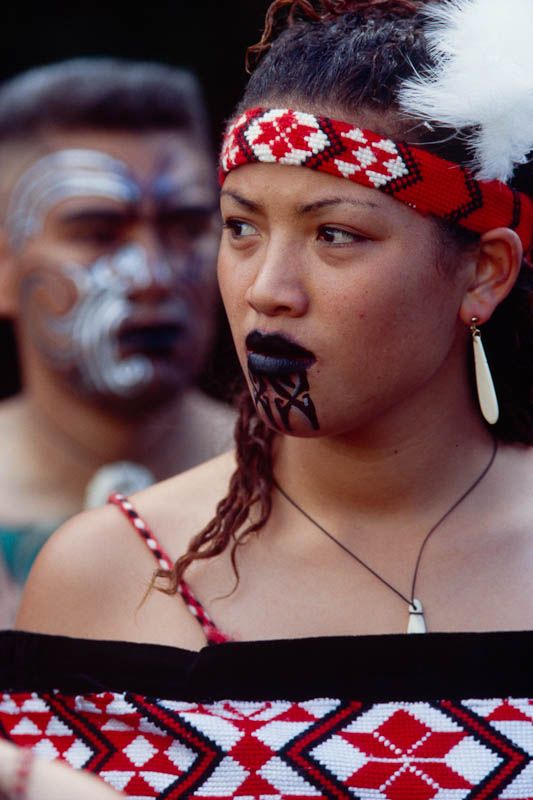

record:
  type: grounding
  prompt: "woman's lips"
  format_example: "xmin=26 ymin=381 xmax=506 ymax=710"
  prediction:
xmin=246 ymin=331 xmax=316 ymax=376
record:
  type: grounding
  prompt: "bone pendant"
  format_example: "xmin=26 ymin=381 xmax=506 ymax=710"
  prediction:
xmin=407 ymin=598 xmax=427 ymax=634
xmin=473 ymin=334 xmax=499 ymax=425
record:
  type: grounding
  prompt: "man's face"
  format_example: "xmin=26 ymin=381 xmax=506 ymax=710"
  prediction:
xmin=4 ymin=129 xmax=219 ymax=411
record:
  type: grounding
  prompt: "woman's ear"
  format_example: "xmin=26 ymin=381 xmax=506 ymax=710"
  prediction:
xmin=459 ymin=227 xmax=523 ymax=326
xmin=459 ymin=228 xmax=523 ymax=325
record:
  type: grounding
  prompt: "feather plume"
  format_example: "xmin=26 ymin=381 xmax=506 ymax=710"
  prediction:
xmin=398 ymin=0 xmax=533 ymax=182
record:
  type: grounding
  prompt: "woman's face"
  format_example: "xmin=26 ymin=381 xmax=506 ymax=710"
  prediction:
xmin=218 ymin=161 xmax=470 ymax=438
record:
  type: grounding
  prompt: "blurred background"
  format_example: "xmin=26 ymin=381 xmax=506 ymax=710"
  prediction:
xmin=0 ymin=0 xmax=268 ymax=401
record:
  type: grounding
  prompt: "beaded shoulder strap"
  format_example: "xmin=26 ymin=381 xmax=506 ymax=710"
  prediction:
xmin=108 ymin=492 xmax=230 ymax=645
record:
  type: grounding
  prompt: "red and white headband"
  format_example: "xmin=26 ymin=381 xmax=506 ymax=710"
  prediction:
xmin=220 ymin=107 xmax=533 ymax=251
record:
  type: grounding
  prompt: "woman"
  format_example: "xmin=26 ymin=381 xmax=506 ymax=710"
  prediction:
xmin=1 ymin=0 xmax=531 ymax=798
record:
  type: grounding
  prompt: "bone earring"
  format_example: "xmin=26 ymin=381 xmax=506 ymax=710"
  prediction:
xmin=470 ymin=317 xmax=499 ymax=425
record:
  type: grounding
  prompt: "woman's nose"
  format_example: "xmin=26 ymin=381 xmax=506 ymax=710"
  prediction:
xmin=245 ymin=243 xmax=309 ymax=318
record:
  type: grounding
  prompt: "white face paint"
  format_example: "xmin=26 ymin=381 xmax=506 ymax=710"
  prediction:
xmin=10 ymin=140 xmax=218 ymax=408
xmin=6 ymin=149 xmax=141 ymax=250
xmin=19 ymin=244 xmax=186 ymax=396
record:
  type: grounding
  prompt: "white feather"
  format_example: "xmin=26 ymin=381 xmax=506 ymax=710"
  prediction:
xmin=398 ymin=0 xmax=533 ymax=182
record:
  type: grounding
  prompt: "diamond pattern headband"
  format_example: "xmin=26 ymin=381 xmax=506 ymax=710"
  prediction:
xmin=220 ymin=108 xmax=533 ymax=251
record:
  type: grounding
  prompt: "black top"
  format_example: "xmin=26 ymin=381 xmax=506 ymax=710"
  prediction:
xmin=1 ymin=628 xmax=531 ymax=701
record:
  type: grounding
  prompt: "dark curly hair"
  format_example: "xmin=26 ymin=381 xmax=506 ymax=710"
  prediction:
xmin=161 ymin=0 xmax=533 ymax=593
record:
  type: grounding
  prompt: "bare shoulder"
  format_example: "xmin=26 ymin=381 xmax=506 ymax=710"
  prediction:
xmin=16 ymin=502 xmax=152 ymax=637
xmin=184 ymin=388 xmax=236 ymax=426
xmin=0 ymin=398 xmax=31 ymax=513
xmin=483 ymin=441 xmax=533 ymax=584
xmin=497 ymin=442 xmax=533 ymax=511
xmin=16 ymin=450 xmax=237 ymax=647
xmin=463 ymin=442 xmax=533 ymax=627
xmin=129 ymin=448 xmax=237 ymax=555
xmin=0 ymin=395 xmax=23 ymax=432
xmin=179 ymin=389 xmax=236 ymax=460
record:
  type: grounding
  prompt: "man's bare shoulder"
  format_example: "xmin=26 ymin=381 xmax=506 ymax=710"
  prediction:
xmin=0 ymin=397 xmax=31 ymax=499
xmin=15 ymin=450 xmax=237 ymax=647
xmin=130 ymin=449 xmax=237 ymax=555
xmin=0 ymin=394 xmax=24 ymax=428
xmin=178 ymin=389 xmax=236 ymax=462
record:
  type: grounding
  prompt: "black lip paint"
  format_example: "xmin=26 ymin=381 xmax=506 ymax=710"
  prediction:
xmin=246 ymin=330 xmax=320 ymax=432
xmin=247 ymin=352 xmax=315 ymax=376
xmin=246 ymin=330 xmax=315 ymax=359
xmin=246 ymin=330 xmax=316 ymax=379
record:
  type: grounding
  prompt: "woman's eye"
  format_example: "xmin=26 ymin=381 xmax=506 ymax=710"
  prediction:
xmin=223 ymin=220 xmax=258 ymax=239
xmin=317 ymin=226 xmax=365 ymax=245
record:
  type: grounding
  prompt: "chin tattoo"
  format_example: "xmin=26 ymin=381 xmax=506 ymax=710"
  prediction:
xmin=248 ymin=368 xmax=320 ymax=433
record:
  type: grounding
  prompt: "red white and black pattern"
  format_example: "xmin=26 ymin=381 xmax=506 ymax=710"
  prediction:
xmin=109 ymin=493 xmax=173 ymax=572
xmin=177 ymin=580 xmax=229 ymax=646
xmin=220 ymin=108 xmax=533 ymax=251
xmin=1 ymin=691 xmax=531 ymax=799
xmin=108 ymin=493 xmax=230 ymax=646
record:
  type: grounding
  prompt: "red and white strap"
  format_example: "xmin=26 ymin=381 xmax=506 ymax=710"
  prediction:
xmin=108 ymin=493 xmax=230 ymax=645
xmin=109 ymin=492 xmax=172 ymax=572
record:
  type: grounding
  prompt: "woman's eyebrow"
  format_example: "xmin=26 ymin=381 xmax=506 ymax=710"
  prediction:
xmin=220 ymin=189 xmax=262 ymax=212
xmin=220 ymin=190 xmax=380 ymax=215
xmin=297 ymin=197 xmax=380 ymax=213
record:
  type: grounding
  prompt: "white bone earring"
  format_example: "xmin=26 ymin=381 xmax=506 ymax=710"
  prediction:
xmin=470 ymin=317 xmax=499 ymax=425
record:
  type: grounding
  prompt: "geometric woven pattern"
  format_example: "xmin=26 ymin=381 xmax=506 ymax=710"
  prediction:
xmin=2 ymin=691 xmax=532 ymax=799
xmin=220 ymin=107 xmax=533 ymax=251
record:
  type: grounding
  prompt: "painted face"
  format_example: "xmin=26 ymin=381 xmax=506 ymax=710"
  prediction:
xmin=218 ymin=162 xmax=471 ymax=438
xmin=7 ymin=130 xmax=218 ymax=409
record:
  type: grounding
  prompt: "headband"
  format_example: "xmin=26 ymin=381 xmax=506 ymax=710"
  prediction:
xmin=220 ymin=108 xmax=533 ymax=251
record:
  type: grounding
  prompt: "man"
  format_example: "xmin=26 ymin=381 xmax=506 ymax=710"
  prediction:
xmin=0 ymin=58 xmax=233 ymax=616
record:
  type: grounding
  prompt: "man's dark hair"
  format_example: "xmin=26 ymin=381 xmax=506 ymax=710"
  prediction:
xmin=0 ymin=58 xmax=210 ymax=146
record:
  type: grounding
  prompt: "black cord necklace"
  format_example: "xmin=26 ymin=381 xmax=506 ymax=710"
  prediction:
xmin=274 ymin=438 xmax=498 ymax=634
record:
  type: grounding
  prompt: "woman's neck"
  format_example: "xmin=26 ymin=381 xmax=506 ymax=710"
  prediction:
xmin=274 ymin=386 xmax=495 ymax=528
